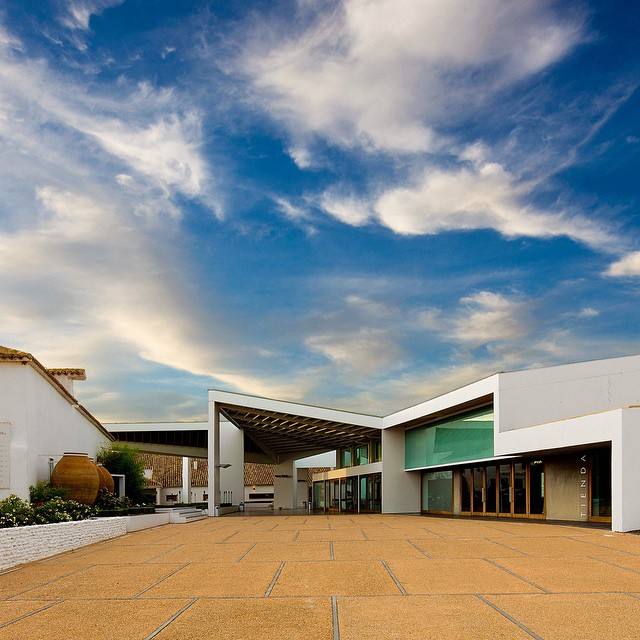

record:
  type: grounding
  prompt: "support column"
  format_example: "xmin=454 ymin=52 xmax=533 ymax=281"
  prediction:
xmin=207 ymin=402 xmax=221 ymax=516
xmin=273 ymin=459 xmax=297 ymax=511
xmin=612 ymin=410 xmax=640 ymax=532
xmin=182 ymin=456 xmax=191 ymax=504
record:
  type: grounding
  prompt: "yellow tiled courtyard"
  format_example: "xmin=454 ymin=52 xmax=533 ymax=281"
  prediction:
xmin=2 ymin=515 xmax=640 ymax=639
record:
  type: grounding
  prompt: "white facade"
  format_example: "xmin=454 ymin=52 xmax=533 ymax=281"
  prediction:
xmin=201 ymin=355 xmax=640 ymax=532
xmin=0 ymin=362 xmax=111 ymax=501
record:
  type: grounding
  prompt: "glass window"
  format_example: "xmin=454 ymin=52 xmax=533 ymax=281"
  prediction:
xmin=313 ymin=481 xmax=325 ymax=510
xmin=422 ymin=470 xmax=453 ymax=512
xmin=359 ymin=473 xmax=381 ymax=513
xmin=355 ymin=444 xmax=369 ymax=466
xmin=371 ymin=440 xmax=382 ymax=462
xmin=340 ymin=448 xmax=352 ymax=468
xmin=405 ymin=408 xmax=494 ymax=469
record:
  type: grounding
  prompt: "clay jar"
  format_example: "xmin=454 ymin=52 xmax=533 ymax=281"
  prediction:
xmin=95 ymin=462 xmax=115 ymax=494
xmin=51 ymin=452 xmax=100 ymax=505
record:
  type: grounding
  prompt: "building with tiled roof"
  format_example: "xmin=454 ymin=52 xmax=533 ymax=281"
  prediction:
xmin=138 ymin=452 xmax=329 ymax=506
xmin=0 ymin=345 xmax=112 ymax=501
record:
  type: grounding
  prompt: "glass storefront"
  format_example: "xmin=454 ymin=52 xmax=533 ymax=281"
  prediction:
xmin=313 ymin=473 xmax=381 ymax=513
xmin=421 ymin=470 xmax=453 ymax=513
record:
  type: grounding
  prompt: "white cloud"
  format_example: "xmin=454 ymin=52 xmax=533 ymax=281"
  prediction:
xmin=605 ymin=251 xmax=640 ymax=277
xmin=449 ymin=291 xmax=531 ymax=347
xmin=306 ymin=328 xmax=403 ymax=375
xmin=319 ymin=158 xmax=618 ymax=251
xmin=57 ymin=0 xmax=124 ymax=32
xmin=243 ymin=0 xmax=584 ymax=154
xmin=320 ymin=192 xmax=371 ymax=226
xmin=577 ymin=307 xmax=599 ymax=318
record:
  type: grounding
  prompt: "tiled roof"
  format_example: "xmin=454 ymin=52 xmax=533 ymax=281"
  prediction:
xmin=139 ymin=453 xmax=330 ymax=489
xmin=0 ymin=345 xmax=111 ymax=440
xmin=48 ymin=368 xmax=87 ymax=380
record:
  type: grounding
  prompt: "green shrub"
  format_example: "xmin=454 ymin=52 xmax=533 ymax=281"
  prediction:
xmin=0 ymin=495 xmax=35 ymax=528
xmin=95 ymin=489 xmax=130 ymax=511
xmin=29 ymin=481 xmax=67 ymax=505
xmin=33 ymin=497 xmax=95 ymax=524
xmin=97 ymin=444 xmax=149 ymax=504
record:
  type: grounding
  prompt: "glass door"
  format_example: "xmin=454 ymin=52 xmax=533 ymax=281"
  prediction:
xmin=472 ymin=467 xmax=485 ymax=514
xmin=485 ymin=465 xmax=497 ymax=515
xmin=528 ymin=461 xmax=545 ymax=518
xmin=590 ymin=448 xmax=611 ymax=522
xmin=498 ymin=464 xmax=512 ymax=516
xmin=460 ymin=467 xmax=472 ymax=513
xmin=513 ymin=463 xmax=527 ymax=515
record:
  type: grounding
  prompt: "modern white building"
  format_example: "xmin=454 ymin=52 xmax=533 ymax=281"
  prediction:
xmin=0 ymin=346 xmax=112 ymax=501
xmin=102 ymin=353 xmax=640 ymax=532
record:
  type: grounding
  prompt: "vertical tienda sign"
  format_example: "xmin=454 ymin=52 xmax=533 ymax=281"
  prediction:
xmin=579 ymin=454 xmax=589 ymax=521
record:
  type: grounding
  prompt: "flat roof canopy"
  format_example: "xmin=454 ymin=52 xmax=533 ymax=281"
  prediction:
xmin=218 ymin=402 xmax=381 ymax=460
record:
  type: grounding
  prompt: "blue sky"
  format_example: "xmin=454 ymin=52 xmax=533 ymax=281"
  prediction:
xmin=1 ymin=0 xmax=640 ymax=421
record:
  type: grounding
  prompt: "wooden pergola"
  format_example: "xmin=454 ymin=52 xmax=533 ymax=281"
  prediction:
xmin=218 ymin=402 xmax=381 ymax=460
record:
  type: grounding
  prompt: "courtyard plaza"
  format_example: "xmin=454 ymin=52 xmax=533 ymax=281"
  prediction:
xmin=1 ymin=515 xmax=640 ymax=639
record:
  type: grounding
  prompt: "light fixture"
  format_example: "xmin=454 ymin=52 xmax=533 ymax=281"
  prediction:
xmin=216 ymin=463 xmax=232 ymax=469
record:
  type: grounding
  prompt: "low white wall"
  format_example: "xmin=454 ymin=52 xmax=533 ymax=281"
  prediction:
xmin=125 ymin=512 xmax=170 ymax=532
xmin=0 ymin=517 xmax=127 ymax=570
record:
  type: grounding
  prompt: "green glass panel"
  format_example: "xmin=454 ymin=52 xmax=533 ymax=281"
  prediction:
xmin=405 ymin=408 xmax=494 ymax=469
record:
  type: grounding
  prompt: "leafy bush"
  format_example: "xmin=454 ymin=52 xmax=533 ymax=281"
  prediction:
xmin=0 ymin=495 xmax=35 ymax=527
xmin=0 ymin=495 xmax=95 ymax=528
xmin=97 ymin=444 xmax=149 ymax=504
xmin=33 ymin=497 xmax=95 ymax=524
xmin=29 ymin=481 xmax=67 ymax=505
xmin=95 ymin=489 xmax=130 ymax=511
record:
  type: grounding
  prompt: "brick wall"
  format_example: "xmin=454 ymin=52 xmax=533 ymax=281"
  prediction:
xmin=0 ymin=517 xmax=127 ymax=570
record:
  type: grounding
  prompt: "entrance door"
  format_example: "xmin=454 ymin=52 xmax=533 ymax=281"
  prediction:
xmin=472 ymin=467 xmax=485 ymax=514
xmin=513 ymin=463 xmax=527 ymax=515
xmin=498 ymin=464 xmax=512 ymax=516
xmin=590 ymin=448 xmax=612 ymax=522
xmin=485 ymin=465 xmax=497 ymax=515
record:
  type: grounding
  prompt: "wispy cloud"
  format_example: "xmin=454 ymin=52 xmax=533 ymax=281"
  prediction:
xmin=242 ymin=0 xmax=584 ymax=155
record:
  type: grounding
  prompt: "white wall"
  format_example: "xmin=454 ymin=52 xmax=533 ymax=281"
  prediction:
xmin=497 ymin=354 xmax=640 ymax=432
xmin=0 ymin=517 xmax=127 ymax=570
xmin=613 ymin=408 xmax=640 ymax=532
xmin=219 ymin=419 xmax=244 ymax=504
xmin=381 ymin=428 xmax=420 ymax=513
xmin=0 ymin=364 xmax=110 ymax=501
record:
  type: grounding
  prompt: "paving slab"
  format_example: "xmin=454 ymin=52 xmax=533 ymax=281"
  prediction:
xmin=242 ymin=542 xmax=331 ymax=562
xmin=270 ymin=560 xmax=400 ymax=596
xmin=296 ymin=528 xmax=366 ymax=542
xmin=72 ymin=544 xmax=181 ymax=565
xmin=495 ymin=556 xmax=640 ymax=592
xmin=0 ymin=564 xmax=83 ymax=599
xmin=155 ymin=597 xmax=332 ymax=640
xmin=16 ymin=563 xmax=183 ymax=599
xmin=232 ymin=529 xmax=297 ymax=543
xmin=487 ymin=593 xmax=640 ymax=640
xmin=493 ymin=535 xmax=629 ymax=558
xmin=0 ymin=598 xmax=191 ymax=640
xmin=409 ymin=538 xmax=525 ymax=558
xmin=386 ymin=558 xmax=540 ymax=594
xmin=0 ymin=600 xmax=50 ymax=626
xmin=333 ymin=540 xmax=425 ymax=560
xmin=148 ymin=542 xmax=254 ymax=563
xmin=338 ymin=595 xmax=531 ymax=639
xmin=142 ymin=561 xmax=280 ymax=597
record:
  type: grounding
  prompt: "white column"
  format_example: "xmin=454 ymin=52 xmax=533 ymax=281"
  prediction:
xmin=612 ymin=409 xmax=640 ymax=532
xmin=182 ymin=456 xmax=191 ymax=504
xmin=273 ymin=459 xmax=297 ymax=510
xmin=207 ymin=402 xmax=221 ymax=516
